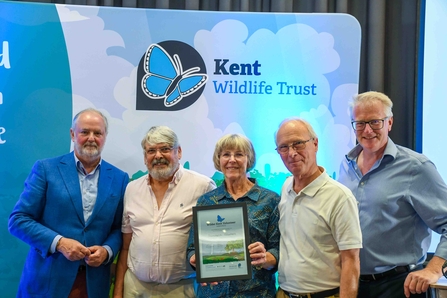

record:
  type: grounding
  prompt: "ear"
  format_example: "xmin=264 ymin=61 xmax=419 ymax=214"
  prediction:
xmin=313 ymin=137 xmax=319 ymax=152
xmin=70 ymin=128 xmax=75 ymax=142
xmin=177 ymin=146 xmax=182 ymax=159
xmin=388 ymin=116 xmax=394 ymax=131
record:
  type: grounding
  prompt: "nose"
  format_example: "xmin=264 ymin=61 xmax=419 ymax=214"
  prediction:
xmin=287 ymin=146 xmax=297 ymax=157
xmin=228 ymin=154 xmax=236 ymax=161
xmin=363 ymin=123 xmax=374 ymax=133
xmin=154 ymin=149 xmax=164 ymax=158
xmin=87 ymin=132 xmax=96 ymax=141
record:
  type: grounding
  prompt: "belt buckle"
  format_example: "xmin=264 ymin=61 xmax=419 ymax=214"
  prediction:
xmin=360 ymin=273 xmax=377 ymax=282
xmin=288 ymin=294 xmax=306 ymax=298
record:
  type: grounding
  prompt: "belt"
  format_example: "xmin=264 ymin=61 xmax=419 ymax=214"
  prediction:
xmin=78 ymin=265 xmax=86 ymax=272
xmin=359 ymin=265 xmax=417 ymax=282
xmin=282 ymin=287 xmax=339 ymax=298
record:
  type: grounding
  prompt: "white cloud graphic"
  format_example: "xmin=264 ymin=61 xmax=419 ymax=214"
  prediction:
xmin=193 ymin=19 xmax=346 ymax=165
xmin=57 ymin=5 xmax=131 ymax=117
xmin=56 ymin=5 xmax=91 ymax=22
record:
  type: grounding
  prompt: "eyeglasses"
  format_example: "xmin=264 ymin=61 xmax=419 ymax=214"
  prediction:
xmin=351 ymin=117 xmax=389 ymax=131
xmin=276 ymin=139 xmax=313 ymax=155
xmin=145 ymin=147 xmax=174 ymax=156
xmin=219 ymin=152 xmax=246 ymax=160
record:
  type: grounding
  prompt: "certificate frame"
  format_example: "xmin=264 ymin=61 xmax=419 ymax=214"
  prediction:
xmin=193 ymin=202 xmax=252 ymax=283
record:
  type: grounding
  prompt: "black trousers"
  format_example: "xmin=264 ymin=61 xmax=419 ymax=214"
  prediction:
xmin=358 ymin=270 xmax=427 ymax=298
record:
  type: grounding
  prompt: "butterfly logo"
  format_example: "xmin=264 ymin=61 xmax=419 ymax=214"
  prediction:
xmin=217 ymin=215 xmax=225 ymax=222
xmin=141 ymin=44 xmax=208 ymax=108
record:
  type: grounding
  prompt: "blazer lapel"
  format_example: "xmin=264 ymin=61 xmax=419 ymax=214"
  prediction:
xmin=59 ymin=153 xmax=85 ymax=225
xmin=86 ymin=161 xmax=113 ymax=227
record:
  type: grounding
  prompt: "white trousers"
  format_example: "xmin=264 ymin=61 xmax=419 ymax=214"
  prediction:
xmin=123 ymin=269 xmax=195 ymax=298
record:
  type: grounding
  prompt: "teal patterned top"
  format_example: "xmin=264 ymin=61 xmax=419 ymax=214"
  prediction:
xmin=187 ymin=180 xmax=280 ymax=298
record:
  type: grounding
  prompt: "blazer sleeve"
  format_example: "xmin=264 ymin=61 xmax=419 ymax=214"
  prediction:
xmin=100 ymin=168 xmax=129 ymax=259
xmin=8 ymin=160 xmax=59 ymax=258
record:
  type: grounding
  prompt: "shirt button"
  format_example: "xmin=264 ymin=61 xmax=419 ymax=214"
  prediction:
xmin=360 ymin=182 xmax=365 ymax=186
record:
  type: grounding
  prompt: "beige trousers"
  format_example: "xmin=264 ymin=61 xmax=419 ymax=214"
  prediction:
xmin=123 ymin=269 xmax=195 ymax=298
xmin=276 ymin=287 xmax=340 ymax=298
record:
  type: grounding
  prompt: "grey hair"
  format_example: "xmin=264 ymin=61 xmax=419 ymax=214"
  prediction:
xmin=72 ymin=108 xmax=109 ymax=134
xmin=350 ymin=91 xmax=394 ymax=118
xmin=213 ymin=134 xmax=256 ymax=172
xmin=140 ymin=126 xmax=180 ymax=150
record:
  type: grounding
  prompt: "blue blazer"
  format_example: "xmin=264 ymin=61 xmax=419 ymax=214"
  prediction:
xmin=9 ymin=152 xmax=129 ymax=298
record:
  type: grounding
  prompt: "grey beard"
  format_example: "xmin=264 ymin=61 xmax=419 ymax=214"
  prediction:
xmin=149 ymin=162 xmax=179 ymax=181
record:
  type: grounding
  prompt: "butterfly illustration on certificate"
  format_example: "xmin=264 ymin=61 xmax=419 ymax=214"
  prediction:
xmin=141 ymin=44 xmax=208 ymax=107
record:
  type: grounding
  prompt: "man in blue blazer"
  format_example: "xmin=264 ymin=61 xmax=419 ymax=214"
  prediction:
xmin=9 ymin=108 xmax=129 ymax=298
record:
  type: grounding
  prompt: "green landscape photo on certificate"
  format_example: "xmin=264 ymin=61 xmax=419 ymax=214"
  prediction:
xmin=193 ymin=203 xmax=252 ymax=282
xmin=202 ymin=239 xmax=246 ymax=264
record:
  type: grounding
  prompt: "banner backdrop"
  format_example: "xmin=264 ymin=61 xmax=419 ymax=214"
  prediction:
xmin=0 ymin=1 xmax=361 ymax=295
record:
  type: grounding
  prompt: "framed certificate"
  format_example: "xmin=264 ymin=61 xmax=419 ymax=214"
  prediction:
xmin=193 ymin=202 xmax=252 ymax=283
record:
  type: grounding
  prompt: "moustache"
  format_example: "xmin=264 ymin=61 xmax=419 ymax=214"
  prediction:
xmin=83 ymin=142 xmax=98 ymax=148
xmin=152 ymin=158 xmax=169 ymax=166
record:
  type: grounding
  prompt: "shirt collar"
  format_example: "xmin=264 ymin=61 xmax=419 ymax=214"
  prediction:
xmin=216 ymin=178 xmax=261 ymax=202
xmin=171 ymin=163 xmax=184 ymax=184
xmin=345 ymin=137 xmax=397 ymax=163
xmin=74 ymin=153 xmax=101 ymax=175
xmin=287 ymin=166 xmax=327 ymax=198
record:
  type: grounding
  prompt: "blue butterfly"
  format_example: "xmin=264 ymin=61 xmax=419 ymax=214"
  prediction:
xmin=141 ymin=44 xmax=208 ymax=107
xmin=217 ymin=215 xmax=225 ymax=222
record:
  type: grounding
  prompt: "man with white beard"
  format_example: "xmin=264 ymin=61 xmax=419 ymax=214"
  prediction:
xmin=113 ymin=126 xmax=216 ymax=298
xmin=9 ymin=108 xmax=128 ymax=298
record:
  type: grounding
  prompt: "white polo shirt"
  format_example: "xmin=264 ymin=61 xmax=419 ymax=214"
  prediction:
xmin=278 ymin=167 xmax=362 ymax=293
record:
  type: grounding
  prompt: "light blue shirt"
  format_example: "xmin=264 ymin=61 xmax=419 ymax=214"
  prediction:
xmin=50 ymin=155 xmax=112 ymax=263
xmin=338 ymin=138 xmax=447 ymax=274
xmin=75 ymin=156 xmax=100 ymax=223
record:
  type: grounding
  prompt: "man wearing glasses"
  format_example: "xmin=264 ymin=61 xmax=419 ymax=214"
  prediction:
xmin=113 ymin=126 xmax=216 ymax=298
xmin=338 ymin=91 xmax=447 ymax=298
xmin=275 ymin=118 xmax=362 ymax=298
